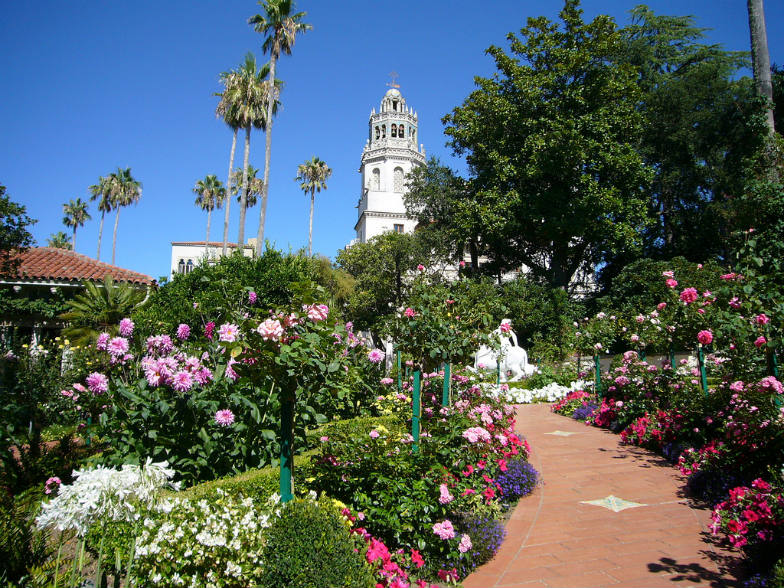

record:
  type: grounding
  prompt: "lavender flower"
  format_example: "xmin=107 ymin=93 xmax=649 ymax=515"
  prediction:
xmin=496 ymin=458 xmax=539 ymax=502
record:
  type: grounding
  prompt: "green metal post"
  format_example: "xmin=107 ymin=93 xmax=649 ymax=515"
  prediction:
xmin=768 ymin=348 xmax=779 ymax=379
xmin=577 ymin=354 xmax=581 ymax=379
xmin=442 ymin=363 xmax=451 ymax=406
xmin=85 ymin=417 xmax=92 ymax=447
xmin=640 ymin=348 xmax=646 ymax=362
xmin=594 ymin=355 xmax=602 ymax=398
xmin=669 ymin=344 xmax=676 ymax=370
xmin=698 ymin=345 xmax=708 ymax=396
xmin=396 ymin=350 xmax=402 ymax=393
xmin=412 ymin=370 xmax=421 ymax=453
xmin=496 ymin=362 xmax=501 ymax=386
xmin=280 ymin=392 xmax=294 ymax=502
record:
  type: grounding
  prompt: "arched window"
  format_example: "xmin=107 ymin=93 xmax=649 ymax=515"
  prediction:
xmin=411 ymin=128 xmax=416 ymax=141
xmin=186 ymin=259 xmax=194 ymax=274
xmin=393 ymin=167 xmax=404 ymax=193
xmin=178 ymin=259 xmax=185 ymax=274
xmin=381 ymin=125 xmax=386 ymax=138
xmin=372 ymin=168 xmax=380 ymax=191
xmin=391 ymin=124 xmax=397 ymax=138
xmin=399 ymin=125 xmax=404 ymax=138
xmin=375 ymin=126 xmax=380 ymax=139
xmin=392 ymin=100 xmax=398 ymax=111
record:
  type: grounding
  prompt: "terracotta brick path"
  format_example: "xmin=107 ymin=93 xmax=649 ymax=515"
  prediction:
xmin=463 ymin=403 xmax=745 ymax=588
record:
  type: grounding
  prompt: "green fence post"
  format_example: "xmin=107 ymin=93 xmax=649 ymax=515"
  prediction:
xmin=85 ymin=417 xmax=92 ymax=447
xmin=669 ymin=344 xmax=676 ymax=369
xmin=396 ymin=349 xmax=402 ymax=393
xmin=412 ymin=369 xmax=421 ymax=453
xmin=577 ymin=354 xmax=581 ymax=379
xmin=594 ymin=354 xmax=602 ymax=398
xmin=496 ymin=362 xmax=501 ymax=386
xmin=640 ymin=348 xmax=646 ymax=362
xmin=768 ymin=348 xmax=779 ymax=379
xmin=280 ymin=392 xmax=294 ymax=503
xmin=698 ymin=344 xmax=708 ymax=396
xmin=442 ymin=363 xmax=451 ymax=406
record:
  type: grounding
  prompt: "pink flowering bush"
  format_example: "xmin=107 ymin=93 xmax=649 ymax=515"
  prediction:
xmin=711 ymin=479 xmax=784 ymax=553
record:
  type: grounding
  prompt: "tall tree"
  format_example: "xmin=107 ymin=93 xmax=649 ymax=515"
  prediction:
xmin=747 ymin=0 xmax=775 ymax=133
xmin=231 ymin=165 xmax=264 ymax=209
xmin=46 ymin=231 xmax=71 ymax=250
xmin=443 ymin=0 xmax=652 ymax=290
xmin=193 ymin=174 xmax=226 ymax=248
xmin=216 ymin=69 xmax=242 ymax=256
xmin=89 ymin=175 xmax=113 ymax=260
xmin=294 ymin=156 xmax=332 ymax=256
xmin=107 ymin=168 xmax=142 ymax=265
xmin=404 ymin=157 xmax=493 ymax=271
xmin=613 ymin=6 xmax=763 ymax=267
xmin=249 ymin=0 xmax=311 ymax=256
xmin=0 ymin=184 xmax=36 ymax=274
xmin=62 ymin=197 xmax=91 ymax=250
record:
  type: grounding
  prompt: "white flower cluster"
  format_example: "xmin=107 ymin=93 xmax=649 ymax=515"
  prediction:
xmin=132 ymin=490 xmax=289 ymax=588
xmin=36 ymin=459 xmax=177 ymax=537
xmin=489 ymin=380 xmax=588 ymax=404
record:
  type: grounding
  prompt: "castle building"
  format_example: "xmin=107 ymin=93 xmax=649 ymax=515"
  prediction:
xmin=353 ymin=86 xmax=426 ymax=244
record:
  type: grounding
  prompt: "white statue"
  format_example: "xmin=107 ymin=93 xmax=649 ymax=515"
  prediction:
xmin=475 ymin=319 xmax=538 ymax=382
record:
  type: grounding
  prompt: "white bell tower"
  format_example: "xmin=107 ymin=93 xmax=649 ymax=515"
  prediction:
xmin=354 ymin=80 xmax=426 ymax=244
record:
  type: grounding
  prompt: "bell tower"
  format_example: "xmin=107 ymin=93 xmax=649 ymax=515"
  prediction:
xmin=354 ymin=80 xmax=426 ymax=244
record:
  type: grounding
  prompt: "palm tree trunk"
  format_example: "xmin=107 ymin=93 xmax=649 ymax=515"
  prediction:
xmin=111 ymin=207 xmax=121 ymax=265
xmin=238 ymin=125 xmax=251 ymax=247
xmin=96 ymin=210 xmax=105 ymax=260
xmin=205 ymin=208 xmax=212 ymax=253
xmin=308 ymin=187 xmax=315 ymax=256
xmin=748 ymin=0 xmax=775 ymax=133
xmin=222 ymin=128 xmax=238 ymax=256
xmin=72 ymin=227 xmax=77 ymax=251
xmin=256 ymin=52 xmax=277 ymax=257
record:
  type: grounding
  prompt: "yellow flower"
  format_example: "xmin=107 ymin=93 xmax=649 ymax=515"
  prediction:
xmin=54 ymin=337 xmax=61 ymax=341
xmin=22 ymin=344 xmax=28 ymax=348
xmin=64 ymin=339 xmax=70 ymax=345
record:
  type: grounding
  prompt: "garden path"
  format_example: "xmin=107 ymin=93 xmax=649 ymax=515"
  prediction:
xmin=463 ymin=403 xmax=745 ymax=588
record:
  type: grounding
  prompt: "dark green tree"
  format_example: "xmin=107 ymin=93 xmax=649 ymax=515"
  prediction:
xmin=0 ymin=185 xmax=36 ymax=275
xmin=443 ymin=0 xmax=652 ymax=290
xmin=614 ymin=6 xmax=767 ymax=267
xmin=404 ymin=157 xmax=497 ymax=271
xmin=336 ymin=232 xmax=428 ymax=330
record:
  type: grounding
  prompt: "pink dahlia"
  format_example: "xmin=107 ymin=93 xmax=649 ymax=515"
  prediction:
xmin=118 ymin=318 xmax=134 ymax=337
xmin=248 ymin=291 xmax=257 ymax=305
xmin=367 ymin=348 xmax=385 ymax=364
xmin=107 ymin=336 xmax=129 ymax=356
xmin=86 ymin=372 xmax=109 ymax=394
xmin=172 ymin=370 xmax=193 ymax=392
xmin=205 ymin=321 xmax=215 ymax=340
xmin=95 ymin=332 xmax=111 ymax=350
xmin=215 ymin=409 xmax=235 ymax=426
xmin=218 ymin=323 xmax=239 ymax=343
xmin=176 ymin=323 xmax=191 ymax=340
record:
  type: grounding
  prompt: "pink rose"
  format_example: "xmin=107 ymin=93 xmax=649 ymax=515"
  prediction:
xmin=755 ymin=314 xmax=770 ymax=325
xmin=679 ymin=288 xmax=698 ymax=304
xmin=666 ymin=278 xmax=678 ymax=288
xmin=754 ymin=336 xmax=767 ymax=348
xmin=697 ymin=330 xmax=713 ymax=345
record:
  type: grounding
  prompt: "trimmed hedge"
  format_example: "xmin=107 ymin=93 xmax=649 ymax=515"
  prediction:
xmin=306 ymin=415 xmax=404 ymax=448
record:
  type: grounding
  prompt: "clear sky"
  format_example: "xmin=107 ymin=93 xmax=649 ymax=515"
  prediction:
xmin=1 ymin=1 xmax=782 ymax=281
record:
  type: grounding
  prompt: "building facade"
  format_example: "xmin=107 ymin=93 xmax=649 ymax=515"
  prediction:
xmin=170 ymin=241 xmax=254 ymax=277
xmin=353 ymin=87 xmax=426 ymax=244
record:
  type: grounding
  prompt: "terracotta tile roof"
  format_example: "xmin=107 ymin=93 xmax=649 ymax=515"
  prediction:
xmin=2 ymin=247 xmax=154 ymax=285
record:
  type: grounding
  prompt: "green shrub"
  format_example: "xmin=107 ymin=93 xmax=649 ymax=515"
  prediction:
xmin=306 ymin=415 xmax=404 ymax=449
xmin=257 ymin=498 xmax=375 ymax=588
xmin=0 ymin=488 xmax=49 ymax=585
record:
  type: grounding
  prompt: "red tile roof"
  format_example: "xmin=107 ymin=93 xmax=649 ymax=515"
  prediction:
xmin=2 ymin=247 xmax=154 ymax=285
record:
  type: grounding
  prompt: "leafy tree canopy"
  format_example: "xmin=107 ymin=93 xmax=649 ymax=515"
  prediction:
xmin=0 ymin=185 xmax=36 ymax=274
xmin=443 ymin=0 xmax=653 ymax=290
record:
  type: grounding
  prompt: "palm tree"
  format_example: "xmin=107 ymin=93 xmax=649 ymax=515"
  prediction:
xmin=216 ymin=70 xmax=243 ymax=256
xmin=295 ymin=157 xmax=332 ymax=256
xmin=193 ymin=174 xmax=226 ymax=249
xmin=249 ymin=0 xmax=311 ymax=256
xmin=89 ymin=176 xmax=113 ymax=260
xmin=231 ymin=165 xmax=264 ymax=209
xmin=62 ymin=198 xmax=91 ymax=251
xmin=47 ymin=231 xmax=72 ymax=250
xmin=747 ymin=0 xmax=775 ymax=133
xmin=224 ymin=54 xmax=275 ymax=248
xmin=107 ymin=168 xmax=142 ymax=265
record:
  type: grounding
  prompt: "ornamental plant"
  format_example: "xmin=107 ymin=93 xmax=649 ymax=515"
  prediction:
xmin=710 ymin=479 xmax=784 ymax=552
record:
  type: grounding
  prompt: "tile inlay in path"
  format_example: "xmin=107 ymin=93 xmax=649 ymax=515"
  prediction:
xmin=462 ymin=403 xmax=745 ymax=588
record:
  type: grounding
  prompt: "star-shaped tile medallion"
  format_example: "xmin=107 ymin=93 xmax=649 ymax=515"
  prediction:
xmin=545 ymin=430 xmax=578 ymax=436
xmin=581 ymin=495 xmax=646 ymax=513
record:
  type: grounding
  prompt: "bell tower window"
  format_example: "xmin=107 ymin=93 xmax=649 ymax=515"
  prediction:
xmin=375 ymin=126 xmax=380 ymax=139
xmin=392 ymin=100 xmax=398 ymax=111
xmin=372 ymin=168 xmax=380 ymax=191
xmin=381 ymin=125 xmax=386 ymax=138
xmin=399 ymin=126 xmax=404 ymax=138
xmin=391 ymin=124 xmax=397 ymax=138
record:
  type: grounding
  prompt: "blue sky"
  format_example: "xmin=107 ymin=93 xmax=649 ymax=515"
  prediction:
xmin=1 ymin=1 xmax=782 ymax=281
